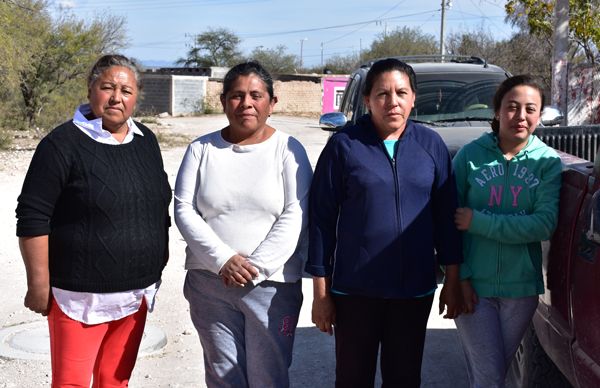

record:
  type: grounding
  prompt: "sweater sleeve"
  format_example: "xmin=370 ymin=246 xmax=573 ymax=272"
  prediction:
xmin=305 ymin=136 xmax=345 ymax=277
xmin=452 ymin=146 xmax=469 ymax=207
xmin=431 ymin=138 xmax=463 ymax=266
xmin=452 ymin=146 xmax=474 ymax=279
xmin=16 ymin=136 xmax=70 ymax=237
xmin=247 ymin=137 xmax=313 ymax=280
xmin=174 ymin=142 xmax=237 ymax=274
xmin=468 ymin=154 xmax=562 ymax=244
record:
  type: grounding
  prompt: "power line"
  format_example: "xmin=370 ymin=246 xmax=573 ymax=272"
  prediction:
xmin=480 ymin=0 xmax=506 ymax=10
xmin=466 ymin=0 xmax=509 ymax=34
xmin=55 ymin=0 xmax=268 ymax=12
xmin=323 ymin=0 xmax=409 ymax=45
xmin=240 ymin=10 xmax=438 ymax=39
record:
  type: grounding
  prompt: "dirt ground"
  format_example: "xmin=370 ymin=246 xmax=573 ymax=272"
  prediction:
xmin=0 ymin=114 xmax=466 ymax=387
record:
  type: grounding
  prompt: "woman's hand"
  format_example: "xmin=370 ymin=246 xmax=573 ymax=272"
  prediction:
xmin=455 ymin=207 xmax=473 ymax=231
xmin=312 ymin=294 xmax=336 ymax=335
xmin=439 ymin=264 xmax=462 ymax=319
xmin=19 ymin=236 xmax=51 ymax=316
xmin=24 ymin=284 xmax=51 ymax=316
xmin=460 ymin=280 xmax=479 ymax=314
xmin=311 ymin=277 xmax=336 ymax=335
xmin=220 ymin=254 xmax=259 ymax=287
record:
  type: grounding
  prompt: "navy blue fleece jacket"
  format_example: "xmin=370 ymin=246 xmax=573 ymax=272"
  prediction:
xmin=305 ymin=114 xmax=463 ymax=298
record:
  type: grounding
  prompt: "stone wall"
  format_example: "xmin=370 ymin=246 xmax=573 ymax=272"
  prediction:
xmin=205 ymin=81 xmax=223 ymax=113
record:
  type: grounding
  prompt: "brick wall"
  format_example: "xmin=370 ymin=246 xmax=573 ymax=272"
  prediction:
xmin=138 ymin=75 xmax=172 ymax=115
xmin=205 ymin=78 xmax=323 ymax=116
xmin=141 ymin=73 xmax=332 ymax=117
xmin=273 ymin=80 xmax=322 ymax=115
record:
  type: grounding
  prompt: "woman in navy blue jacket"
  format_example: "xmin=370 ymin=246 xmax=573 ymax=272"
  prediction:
xmin=306 ymin=58 xmax=463 ymax=388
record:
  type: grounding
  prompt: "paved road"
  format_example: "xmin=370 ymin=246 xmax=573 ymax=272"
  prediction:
xmin=0 ymin=114 xmax=467 ymax=387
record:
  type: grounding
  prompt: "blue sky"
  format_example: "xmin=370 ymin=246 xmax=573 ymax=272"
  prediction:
xmin=53 ymin=0 xmax=515 ymax=68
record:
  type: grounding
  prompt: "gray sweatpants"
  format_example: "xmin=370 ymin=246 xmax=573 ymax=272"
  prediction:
xmin=454 ymin=295 xmax=538 ymax=388
xmin=183 ymin=269 xmax=303 ymax=388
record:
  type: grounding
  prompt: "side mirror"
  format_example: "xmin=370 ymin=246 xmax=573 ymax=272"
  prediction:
xmin=541 ymin=106 xmax=564 ymax=127
xmin=319 ymin=112 xmax=347 ymax=132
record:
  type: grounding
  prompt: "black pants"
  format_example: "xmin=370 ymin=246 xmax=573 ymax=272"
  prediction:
xmin=332 ymin=293 xmax=434 ymax=388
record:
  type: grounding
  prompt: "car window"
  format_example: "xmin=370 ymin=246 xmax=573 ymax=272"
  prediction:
xmin=410 ymin=72 xmax=507 ymax=122
xmin=340 ymin=73 xmax=362 ymax=123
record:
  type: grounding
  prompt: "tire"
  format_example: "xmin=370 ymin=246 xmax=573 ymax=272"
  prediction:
xmin=506 ymin=323 xmax=572 ymax=388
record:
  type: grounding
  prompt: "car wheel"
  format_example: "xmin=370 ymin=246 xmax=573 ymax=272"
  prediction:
xmin=506 ymin=323 xmax=572 ymax=388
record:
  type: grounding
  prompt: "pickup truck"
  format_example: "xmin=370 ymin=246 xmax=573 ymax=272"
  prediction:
xmin=508 ymin=125 xmax=600 ymax=388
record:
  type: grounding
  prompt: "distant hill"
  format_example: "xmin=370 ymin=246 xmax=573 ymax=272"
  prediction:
xmin=139 ymin=60 xmax=178 ymax=69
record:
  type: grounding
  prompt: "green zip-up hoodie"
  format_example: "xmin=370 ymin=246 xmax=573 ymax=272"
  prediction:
xmin=453 ymin=132 xmax=562 ymax=298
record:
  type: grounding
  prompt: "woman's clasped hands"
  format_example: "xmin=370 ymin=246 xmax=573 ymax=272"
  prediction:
xmin=220 ymin=254 xmax=259 ymax=287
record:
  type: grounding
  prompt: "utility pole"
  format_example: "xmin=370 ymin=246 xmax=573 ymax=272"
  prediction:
xmin=300 ymin=38 xmax=308 ymax=69
xmin=439 ymin=0 xmax=452 ymax=57
xmin=321 ymin=42 xmax=324 ymax=67
xmin=552 ymin=0 xmax=569 ymax=125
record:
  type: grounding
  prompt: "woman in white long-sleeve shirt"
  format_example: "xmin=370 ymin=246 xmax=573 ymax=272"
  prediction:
xmin=174 ymin=61 xmax=312 ymax=388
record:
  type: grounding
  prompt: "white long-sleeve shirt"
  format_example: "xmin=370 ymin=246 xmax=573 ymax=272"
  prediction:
xmin=174 ymin=129 xmax=312 ymax=284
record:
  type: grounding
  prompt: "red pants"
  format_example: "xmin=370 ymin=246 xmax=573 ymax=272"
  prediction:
xmin=47 ymin=297 xmax=148 ymax=388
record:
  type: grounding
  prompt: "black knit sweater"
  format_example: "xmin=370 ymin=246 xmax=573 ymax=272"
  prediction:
xmin=16 ymin=121 xmax=172 ymax=292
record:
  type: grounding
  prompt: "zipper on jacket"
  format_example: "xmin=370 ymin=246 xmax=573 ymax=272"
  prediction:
xmin=392 ymin=157 xmax=401 ymax=233
xmin=377 ymin=139 xmax=405 ymax=291
xmin=497 ymin=158 xmax=514 ymax=289
xmin=386 ymin=144 xmax=402 ymax=234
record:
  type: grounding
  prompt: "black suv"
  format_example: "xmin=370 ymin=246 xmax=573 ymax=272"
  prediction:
xmin=320 ymin=55 xmax=511 ymax=155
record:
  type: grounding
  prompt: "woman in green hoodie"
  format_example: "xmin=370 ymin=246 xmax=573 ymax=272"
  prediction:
xmin=452 ymin=75 xmax=562 ymax=387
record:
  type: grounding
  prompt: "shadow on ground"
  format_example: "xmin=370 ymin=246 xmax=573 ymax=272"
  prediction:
xmin=290 ymin=327 xmax=467 ymax=387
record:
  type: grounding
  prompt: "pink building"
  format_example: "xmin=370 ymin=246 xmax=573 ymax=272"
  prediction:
xmin=322 ymin=76 xmax=349 ymax=114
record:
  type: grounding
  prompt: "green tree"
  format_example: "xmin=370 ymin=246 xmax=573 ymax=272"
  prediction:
xmin=445 ymin=27 xmax=497 ymax=60
xmin=178 ymin=27 xmax=242 ymax=67
xmin=19 ymin=13 xmax=127 ymax=127
xmin=491 ymin=32 xmax=553 ymax=91
xmin=446 ymin=24 xmax=553 ymax=91
xmin=0 ymin=0 xmax=127 ymax=129
xmin=362 ymin=26 xmax=438 ymax=62
xmin=506 ymin=0 xmax=600 ymax=64
xmin=320 ymin=53 xmax=361 ymax=74
xmin=0 ymin=1 xmax=46 ymax=90
xmin=247 ymin=45 xmax=299 ymax=74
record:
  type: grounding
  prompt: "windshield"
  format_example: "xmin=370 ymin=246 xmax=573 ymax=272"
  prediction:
xmin=408 ymin=72 xmax=506 ymax=123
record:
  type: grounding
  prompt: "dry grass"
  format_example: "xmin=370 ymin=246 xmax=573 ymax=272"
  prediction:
xmin=0 ymin=131 xmax=12 ymax=150
xmin=152 ymin=127 xmax=193 ymax=148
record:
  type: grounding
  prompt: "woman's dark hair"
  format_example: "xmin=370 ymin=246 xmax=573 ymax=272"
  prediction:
xmin=222 ymin=61 xmax=274 ymax=100
xmin=87 ymin=54 xmax=142 ymax=91
xmin=363 ymin=58 xmax=417 ymax=96
xmin=491 ymin=74 xmax=545 ymax=133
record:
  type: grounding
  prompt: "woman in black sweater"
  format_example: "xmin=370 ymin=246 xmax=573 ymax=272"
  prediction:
xmin=16 ymin=54 xmax=171 ymax=387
